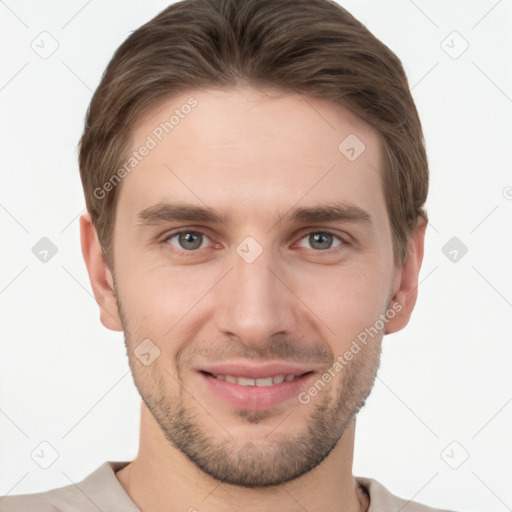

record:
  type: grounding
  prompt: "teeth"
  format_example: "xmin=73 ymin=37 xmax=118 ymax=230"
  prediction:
xmin=255 ymin=377 xmax=273 ymax=386
xmin=238 ymin=377 xmax=256 ymax=386
xmin=211 ymin=374 xmax=298 ymax=386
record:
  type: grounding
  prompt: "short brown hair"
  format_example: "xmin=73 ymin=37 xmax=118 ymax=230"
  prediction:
xmin=79 ymin=0 xmax=428 ymax=269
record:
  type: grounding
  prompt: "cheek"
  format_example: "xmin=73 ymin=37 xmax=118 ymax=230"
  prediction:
xmin=294 ymin=262 xmax=389 ymax=339
xmin=116 ymin=241 xmax=392 ymax=345
xmin=118 ymin=262 xmax=214 ymax=336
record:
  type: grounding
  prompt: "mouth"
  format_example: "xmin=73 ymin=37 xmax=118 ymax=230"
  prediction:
xmin=196 ymin=363 xmax=316 ymax=411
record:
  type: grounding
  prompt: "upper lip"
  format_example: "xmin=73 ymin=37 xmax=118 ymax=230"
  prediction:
xmin=197 ymin=361 xmax=315 ymax=379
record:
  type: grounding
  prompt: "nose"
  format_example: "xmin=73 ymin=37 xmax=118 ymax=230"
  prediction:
xmin=213 ymin=244 xmax=298 ymax=348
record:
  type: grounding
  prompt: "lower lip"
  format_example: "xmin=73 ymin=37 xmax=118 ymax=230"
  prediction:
xmin=199 ymin=372 xmax=314 ymax=410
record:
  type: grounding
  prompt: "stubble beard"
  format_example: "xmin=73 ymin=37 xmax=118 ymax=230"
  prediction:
xmin=114 ymin=279 xmax=382 ymax=488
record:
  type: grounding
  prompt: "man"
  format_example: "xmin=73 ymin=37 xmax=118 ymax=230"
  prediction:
xmin=0 ymin=0 xmax=456 ymax=510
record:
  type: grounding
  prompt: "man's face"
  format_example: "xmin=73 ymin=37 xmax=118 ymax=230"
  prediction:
xmin=107 ymin=87 xmax=400 ymax=487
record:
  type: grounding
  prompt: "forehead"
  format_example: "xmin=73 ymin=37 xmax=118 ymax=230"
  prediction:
xmin=117 ymin=87 xmax=386 ymax=228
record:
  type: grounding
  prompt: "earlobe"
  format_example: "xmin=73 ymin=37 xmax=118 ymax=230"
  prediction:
xmin=79 ymin=211 xmax=123 ymax=332
xmin=384 ymin=216 xmax=427 ymax=335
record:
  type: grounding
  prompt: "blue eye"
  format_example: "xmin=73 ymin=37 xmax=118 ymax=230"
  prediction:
xmin=165 ymin=231 xmax=211 ymax=251
xmin=297 ymin=231 xmax=343 ymax=251
xmin=163 ymin=229 xmax=345 ymax=254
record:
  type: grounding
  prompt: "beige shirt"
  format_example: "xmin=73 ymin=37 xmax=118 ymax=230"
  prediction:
xmin=0 ymin=461 xmax=456 ymax=511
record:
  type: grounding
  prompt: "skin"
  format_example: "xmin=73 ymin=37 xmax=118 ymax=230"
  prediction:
xmin=80 ymin=87 xmax=426 ymax=512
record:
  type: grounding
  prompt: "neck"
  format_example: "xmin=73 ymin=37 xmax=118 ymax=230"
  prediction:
xmin=116 ymin=404 xmax=368 ymax=512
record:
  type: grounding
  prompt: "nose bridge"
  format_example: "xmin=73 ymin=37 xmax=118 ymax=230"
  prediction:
xmin=214 ymin=239 xmax=297 ymax=344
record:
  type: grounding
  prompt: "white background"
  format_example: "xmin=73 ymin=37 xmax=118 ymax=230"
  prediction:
xmin=1 ymin=1 xmax=511 ymax=510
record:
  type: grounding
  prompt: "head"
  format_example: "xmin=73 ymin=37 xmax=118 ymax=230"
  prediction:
xmin=79 ymin=0 xmax=428 ymax=488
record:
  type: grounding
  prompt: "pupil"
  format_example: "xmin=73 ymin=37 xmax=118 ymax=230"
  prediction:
xmin=311 ymin=233 xmax=331 ymax=250
xmin=180 ymin=232 xmax=201 ymax=250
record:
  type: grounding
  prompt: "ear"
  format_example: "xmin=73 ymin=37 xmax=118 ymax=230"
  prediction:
xmin=79 ymin=211 xmax=123 ymax=332
xmin=385 ymin=215 xmax=427 ymax=334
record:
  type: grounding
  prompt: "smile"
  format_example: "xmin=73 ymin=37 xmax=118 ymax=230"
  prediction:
xmin=197 ymin=368 xmax=316 ymax=410
xmin=204 ymin=372 xmax=302 ymax=386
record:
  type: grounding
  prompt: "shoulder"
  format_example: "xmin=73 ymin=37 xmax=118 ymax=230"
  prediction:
xmin=0 ymin=461 xmax=134 ymax=512
xmin=356 ymin=476 xmax=459 ymax=512
xmin=0 ymin=480 xmax=102 ymax=512
xmin=0 ymin=492 xmax=61 ymax=512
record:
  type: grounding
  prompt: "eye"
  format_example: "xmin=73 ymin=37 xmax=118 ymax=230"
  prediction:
xmin=164 ymin=230 xmax=212 ymax=251
xmin=296 ymin=230 xmax=344 ymax=251
xmin=162 ymin=228 xmax=346 ymax=255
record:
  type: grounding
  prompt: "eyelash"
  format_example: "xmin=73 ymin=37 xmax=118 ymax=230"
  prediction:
xmin=161 ymin=228 xmax=348 ymax=256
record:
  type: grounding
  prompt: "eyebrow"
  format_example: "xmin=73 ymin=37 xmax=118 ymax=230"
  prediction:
xmin=135 ymin=201 xmax=372 ymax=228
